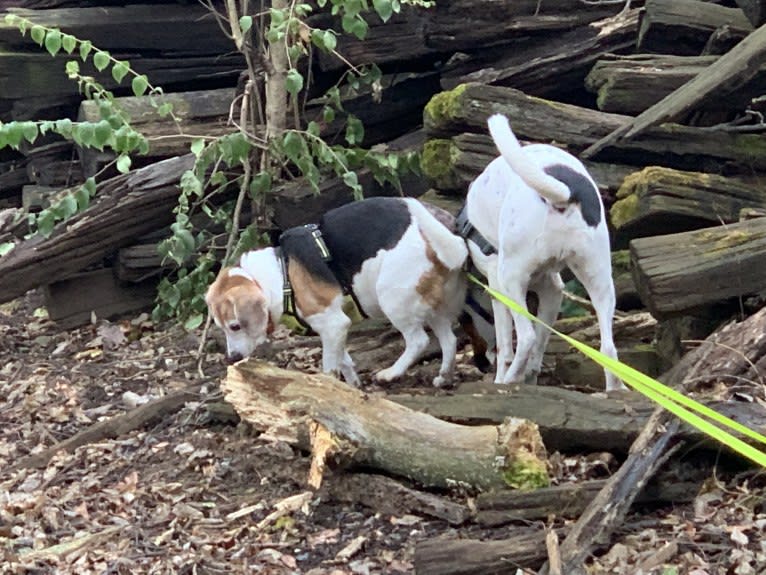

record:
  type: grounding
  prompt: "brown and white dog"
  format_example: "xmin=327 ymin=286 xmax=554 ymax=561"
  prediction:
xmin=205 ymin=196 xmax=468 ymax=387
xmin=462 ymin=114 xmax=623 ymax=391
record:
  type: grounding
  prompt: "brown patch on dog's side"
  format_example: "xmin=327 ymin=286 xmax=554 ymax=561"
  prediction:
xmin=416 ymin=239 xmax=449 ymax=309
xmin=287 ymin=260 xmax=343 ymax=317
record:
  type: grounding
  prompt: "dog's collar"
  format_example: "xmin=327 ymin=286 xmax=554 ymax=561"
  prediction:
xmin=456 ymin=204 xmax=496 ymax=256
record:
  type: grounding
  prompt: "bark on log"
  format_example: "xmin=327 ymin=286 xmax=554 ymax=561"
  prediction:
xmin=637 ymin=0 xmax=752 ymax=56
xmin=311 ymin=1 xmax=621 ymax=74
xmin=630 ymin=217 xmax=766 ymax=318
xmin=389 ymin=384 xmax=766 ymax=454
xmin=475 ymin=476 xmax=702 ymax=527
xmin=422 ymin=131 xmax=635 ymax=194
xmin=440 ymin=9 xmax=639 ymax=97
xmin=414 ymin=529 xmax=554 ymax=575
xmin=583 ymin=18 xmax=766 ymax=158
xmin=0 ymin=154 xmax=194 ymax=304
xmin=221 ymin=361 xmax=549 ymax=491
xmin=586 ymin=53 xmax=766 ymax=117
xmin=735 ymin=0 xmax=766 ymax=26
xmin=422 ymin=84 xmax=766 ymax=181
xmin=323 ymin=473 xmax=471 ymax=525
xmin=610 ymin=166 xmax=766 ymax=244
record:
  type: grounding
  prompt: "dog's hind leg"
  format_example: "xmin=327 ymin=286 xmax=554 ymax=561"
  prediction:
xmin=427 ymin=314 xmax=458 ymax=388
xmin=570 ymin=259 xmax=624 ymax=391
xmin=375 ymin=320 xmax=430 ymax=383
xmin=525 ymin=272 xmax=564 ymax=384
xmin=499 ymin=280 xmax=536 ymax=385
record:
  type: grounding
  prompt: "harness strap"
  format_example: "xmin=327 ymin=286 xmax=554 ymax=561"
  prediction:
xmin=275 ymin=246 xmax=314 ymax=332
xmin=456 ymin=204 xmax=497 ymax=256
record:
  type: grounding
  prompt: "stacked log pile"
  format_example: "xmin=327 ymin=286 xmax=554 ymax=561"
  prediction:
xmin=2 ymin=1 xmax=766 ymax=573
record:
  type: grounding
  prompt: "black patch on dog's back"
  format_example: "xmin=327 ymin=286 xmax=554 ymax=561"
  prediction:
xmin=544 ymin=164 xmax=601 ymax=227
xmin=279 ymin=226 xmax=340 ymax=287
xmin=319 ymin=197 xmax=412 ymax=287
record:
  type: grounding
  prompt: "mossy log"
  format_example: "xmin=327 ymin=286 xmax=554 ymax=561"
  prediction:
xmin=586 ymin=53 xmax=766 ymax=116
xmin=421 ymin=131 xmax=636 ymax=194
xmin=610 ymin=166 xmax=766 ymax=244
xmin=637 ymin=0 xmax=752 ymax=56
xmin=630 ymin=217 xmax=766 ymax=318
xmin=221 ymin=361 xmax=549 ymax=491
xmin=422 ymin=84 xmax=766 ymax=179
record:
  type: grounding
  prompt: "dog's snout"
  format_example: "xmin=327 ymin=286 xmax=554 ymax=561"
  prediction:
xmin=227 ymin=352 xmax=244 ymax=364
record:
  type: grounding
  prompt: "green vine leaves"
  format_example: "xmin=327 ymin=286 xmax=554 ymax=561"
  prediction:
xmin=1 ymin=13 xmax=175 ymax=240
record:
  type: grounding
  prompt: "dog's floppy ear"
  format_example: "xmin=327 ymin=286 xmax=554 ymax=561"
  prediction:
xmin=236 ymin=290 xmax=269 ymax=334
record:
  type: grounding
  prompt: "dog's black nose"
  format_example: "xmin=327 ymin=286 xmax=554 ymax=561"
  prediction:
xmin=227 ymin=352 xmax=243 ymax=364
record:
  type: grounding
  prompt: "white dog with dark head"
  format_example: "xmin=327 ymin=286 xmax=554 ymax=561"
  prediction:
xmin=464 ymin=114 xmax=622 ymax=391
xmin=206 ymin=196 xmax=468 ymax=387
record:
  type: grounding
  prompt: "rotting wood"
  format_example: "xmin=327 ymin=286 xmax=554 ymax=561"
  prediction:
xmin=475 ymin=476 xmax=703 ymax=527
xmin=221 ymin=361 xmax=549 ymax=491
xmin=586 ymin=53 xmax=766 ymax=117
xmin=637 ymin=0 xmax=751 ymax=56
xmin=583 ymin=19 xmax=766 ymax=159
xmin=630 ymin=217 xmax=766 ymax=318
xmin=414 ymin=529 xmax=556 ymax=575
xmin=735 ymin=0 xmax=766 ymax=26
xmin=539 ymin=306 xmax=766 ymax=574
xmin=422 ymin=84 xmax=766 ymax=187
xmin=0 ymin=153 xmax=195 ymax=305
xmin=610 ymin=165 xmax=766 ymax=244
xmin=10 ymin=387 xmax=198 ymax=472
xmin=390 ymin=384 xmax=766 ymax=454
xmin=440 ymin=8 xmax=639 ymax=96
xmin=322 ymin=473 xmax=470 ymax=525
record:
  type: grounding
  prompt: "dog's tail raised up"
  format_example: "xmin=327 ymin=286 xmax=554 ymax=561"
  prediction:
xmin=487 ymin=113 xmax=570 ymax=205
xmin=406 ymin=198 xmax=468 ymax=271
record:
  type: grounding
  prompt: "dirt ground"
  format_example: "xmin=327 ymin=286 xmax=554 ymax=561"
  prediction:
xmin=2 ymin=292 xmax=766 ymax=575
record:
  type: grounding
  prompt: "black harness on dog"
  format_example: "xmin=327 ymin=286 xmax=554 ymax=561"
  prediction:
xmin=277 ymin=223 xmax=368 ymax=329
xmin=455 ymin=204 xmax=496 ymax=256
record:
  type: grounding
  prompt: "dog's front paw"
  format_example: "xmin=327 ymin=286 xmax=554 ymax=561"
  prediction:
xmin=374 ymin=367 xmax=401 ymax=383
xmin=432 ymin=373 xmax=453 ymax=388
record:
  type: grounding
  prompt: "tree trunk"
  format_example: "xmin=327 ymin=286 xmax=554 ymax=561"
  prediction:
xmin=221 ymin=361 xmax=549 ymax=491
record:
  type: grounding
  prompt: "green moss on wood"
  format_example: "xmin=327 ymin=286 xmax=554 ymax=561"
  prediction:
xmin=502 ymin=455 xmax=550 ymax=490
xmin=610 ymin=193 xmax=639 ymax=230
xmin=611 ymin=249 xmax=631 ymax=274
xmin=423 ymin=84 xmax=468 ymax=130
xmin=422 ymin=139 xmax=459 ymax=190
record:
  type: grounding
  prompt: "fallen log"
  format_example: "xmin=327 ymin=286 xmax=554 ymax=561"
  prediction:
xmin=0 ymin=153 xmax=194 ymax=305
xmin=637 ymin=0 xmax=751 ymax=56
xmin=583 ymin=18 xmax=766 ymax=158
xmin=390 ymin=384 xmax=766 ymax=454
xmin=422 ymin=84 xmax=766 ymax=178
xmin=422 ymin=131 xmax=635 ymax=194
xmin=610 ymin=166 xmax=766 ymax=244
xmin=630 ymin=216 xmax=766 ymax=318
xmin=414 ymin=529 xmax=554 ymax=575
xmin=322 ymin=473 xmax=470 ymax=525
xmin=586 ymin=53 xmax=766 ymax=117
xmin=541 ymin=304 xmax=766 ymax=574
xmin=475 ymin=476 xmax=702 ymax=527
xmin=735 ymin=0 xmax=766 ymax=26
xmin=441 ymin=8 xmax=639 ymax=97
xmin=220 ymin=361 xmax=549 ymax=491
